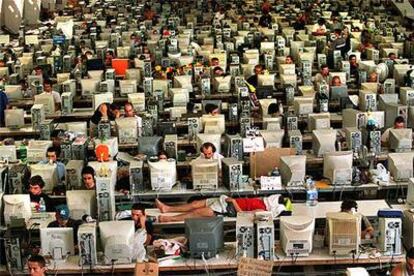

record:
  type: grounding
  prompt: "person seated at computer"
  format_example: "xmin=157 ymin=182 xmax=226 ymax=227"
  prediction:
xmin=314 ymin=64 xmax=330 ymax=87
xmin=90 ymin=103 xmax=121 ymax=125
xmin=312 ymin=18 xmax=327 ymax=36
xmin=28 ymin=175 xmax=54 ymax=212
xmin=47 ymin=204 xmax=83 ymax=244
xmin=368 ymin=71 xmax=378 ymax=83
xmin=41 ymin=79 xmax=61 ymax=111
xmin=104 ymin=50 xmax=114 ymax=67
xmin=205 ymin=103 xmax=220 ymax=115
xmin=156 ymin=194 xmax=291 ymax=222
xmin=158 ymin=150 xmax=169 ymax=161
xmin=330 ymin=28 xmax=350 ymax=58
xmin=381 ymin=116 xmax=406 ymax=146
xmin=349 ymin=54 xmax=359 ymax=79
xmin=331 ymin=76 xmax=342 ymax=87
xmin=247 ymin=64 xmax=263 ymax=89
xmin=124 ymin=102 xmax=143 ymax=136
xmin=38 ymin=146 xmax=65 ymax=183
xmin=130 ymin=204 xmax=154 ymax=245
xmin=0 ymin=88 xmax=9 ymax=127
xmin=213 ymin=6 xmax=225 ymax=26
xmin=212 ymin=66 xmax=225 ymax=77
xmin=197 ymin=142 xmax=224 ymax=169
xmin=210 ymin=57 xmax=220 ymax=67
xmin=388 ymin=52 xmax=397 ymax=62
xmin=285 ymin=55 xmax=294 ymax=64
xmin=267 ymin=102 xmax=281 ymax=117
xmin=340 ymin=199 xmax=374 ymax=239
xmin=27 ymin=255 xmax=47 ymax=276
xmin=391 ymin=247 xmax=414 ymax=276
xmin=82 ymin=166 xmax=96 ymax=190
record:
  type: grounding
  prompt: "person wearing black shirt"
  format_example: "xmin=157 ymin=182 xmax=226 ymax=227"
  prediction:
xmin=48 ymin=204 xmax=83 ymax=244
xmin=28 ymin=175 xmax=54 ymax=212
xmin=90 ymin=103 xmax=121 ymax=125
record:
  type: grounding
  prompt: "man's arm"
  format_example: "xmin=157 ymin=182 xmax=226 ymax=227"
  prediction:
xmin=226 ymin=197 xmax=243 ymax=212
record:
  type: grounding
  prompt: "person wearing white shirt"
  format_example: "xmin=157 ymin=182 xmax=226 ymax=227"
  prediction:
xmin=124 ymin=102 xmax=142 ymax=136
xmin=197 ymin=142 xmax=224 ymax=169
xmin=312 ymin=18 xmax=327 ymax=36
xmin=41 ymin=79 xmax=61 ymax=111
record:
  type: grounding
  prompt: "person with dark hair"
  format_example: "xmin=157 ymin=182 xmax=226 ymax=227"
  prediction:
xmin=204 ymin=103 xmax=220 ymax=115
xmin=340 ymin=199 xmax=374 ymax=238
xmin=82 ymin=166 xmax=96 ymax=190
xmin=381 ymin=116 xmax=406 ymax=146
xmin=104 ymin=50 xmax=114 ymax=67
xmin=267 ymin=102 xmax=279 ymax=116
xmin=130 ymin=203 xmax=154 ymax=245
xmin=48 ymin=204 xmax=82 ymax=244
xmin=285 ymin=55 xmax=294 ymax=64
xmin=212 ymin=66 xmax=225 ymax=77
xmin=259 ymin=10 xmax=272 ymax=27
xmin=28 ymin=175 xmax=54 ymax=212
xmin=156 ymin=194 xmax=292 ymax=222
xmin=41 ymin=78 xmax=61 ymax=111
xmin=331 ymin=28 xmax=351 ymax=58
xmin=210 ymin=57 xmax=220 ymax=67
xmin=391 ymin=247 xmax=414 ymax=275
xmin=38 ymin=146 xmax=65 ymax=181
xmin=124 ymin=102 xmax=142 ymax=136
xmin=349 ymin=54 xmax=359 ymax=79
xmin=312 ymin=18 xmax=327 ymax=35
xmin=314 ymin=64 xmax=330 ymax=87
xmin=158 ymin=150 xmax=168 ymax=160
xmin=90 ymin=102 xmax=121 ymax=126
xmin=27 ymin=255 xmax=47 ymax=276
xmin=197 ymin=142 xmax=224 ymax=169
xmin=331 ymin=75 xmax=342 ymax=87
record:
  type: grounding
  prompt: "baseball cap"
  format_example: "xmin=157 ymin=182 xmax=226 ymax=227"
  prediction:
xmin=55 ymin=204 xmax=70 ymax=220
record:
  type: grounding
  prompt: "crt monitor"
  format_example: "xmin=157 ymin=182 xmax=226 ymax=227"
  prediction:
xmin=34 ymin=94 xmax=55 ymax=115
xmin=5 ymin=109 xmax=25 ymax=128
xmin=86 ymin=58 xmax=105 ymax=71
xmin=263 ymin=117 xmax=282 ymax=130
xmin=81 ymin=79 xmax=100 ymax=96
xmin=191 ymin=158 xmax=220 ymax=190
xmin=66 ymin=190 xmax=97 ymax=220
xmin=157 ymin=121 xmax=177 ymax=136
xmin=29 ymin=163 xmax=59 ymax=192
xmin=119 ymin=80 xmax=138 ymax=95
xmin=280 ymin=216 xmax=315 ymax=256
xmin=93 ymin=93 xmax=114 ymax=110
xmin=257 ymin=74 xmax=275 ymax=88
xmin=259 ymin=98 xmax=277 ymax=118
xmin=279 ymin=155 xmax=306 ymax=186
xmin=153 ymin=79 xmax=169 ymax=97
xmin=201 ymin=114 xmax=225 ymax=135
xmin=27 ymin=75 xmax=44 ymax=92
xmin=2 ymin=194 xmax=31 ymax=225
xmin=4 ymin=85 xmax=23 ymax=100
xmin=406 ymin=178 xmax=414 ymax=207
xmin=112 ymin=59 xmax=129 ymax=76
xmin=260 ymin=130 xmax=284 ymax=148
xmin=323 ymin=151 xmax=353 ymax=185
xmin=312 ymin=129 xmax=337 ymax=157
xmin=148 ymin=160 xmax=177 ymax=191
xmin=0 ymin=145 xmax=17 ymax=162
xmin=388 ymin=152 xmax=414 ymax=182
xmin=185 ymin=216 xmax=224 ymax=259
xmin=330 ymin=85 xmax=348 ymax=100
xmin=99 ymin=221 xmax=135 ymax=264
xmin=326 ymin=212 xmax=361 ymax=255
xmin=213 ymin=76 xmax=232 ymax=93
xmin=389 ymin=128 xmax=412 ymax=152
xmin=40 ymin=227 xmax=74 ymax=260
xmin=137 ymin=136 xmax=162 ymax=157
xmin=174 ymin=75 xmax=193 ymax=92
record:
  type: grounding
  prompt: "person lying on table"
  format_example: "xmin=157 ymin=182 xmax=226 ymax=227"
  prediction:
xmin=156 ymin=194 xmax=292 ymax=222
xmin=340 ymin=199 xmax=374 ymax=239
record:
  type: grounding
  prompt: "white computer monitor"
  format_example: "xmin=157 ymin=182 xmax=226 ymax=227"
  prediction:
xmin=191 ymin=158 xmax=219 ymax=190
xmin=174 ymin=75 xmax=193 ymax=92
xmin=34 ymin=94 xmax=55 ymax=115
xmin=389 ymin=128 xmax=412 ymax=152
xmin=80 ymin=79 xmax=100 ymax=96
xmin=88 ymin=70 xmax=104 ymax=80
xmin=326 ymin=212 xmax=361 ymax=255
xmin=125 ymin=68 xmax=142 ymax=83
xmin=323 ymin=151 xmax=353 ymax=185
xmin=260 ymin=130 xmax=284 ymax=148
xmin=119 ymin=80 xmax=138 ymax=95
xmin=388 ymin=152 xmax=414 ymax=182
xmin=153 ymin=79 xmax=169 ymax=97
xmin=3 ymin=194 xmax=31 ymax=225
xmin=40 ymin=227 xmax=74 ymax=260
xmin=148 ymin=160 xmax=177 ymax=191
xmin=30 ymin=163 xmax=59 ymax=192
xmin=201 ymin=114 xmax=225 ymax=135
xmin=116 ymin=117 xmax=138 ymax=144
xmin=27 ymin=140 xmax=53 ymax=163
xmin=28 ymin=75 xmax=44 ymax=91
xmin=280 ymin=216 xmax=315 ymax=256
xmin=5 ymin=109 xmax=25 ymax=128
xmin=213 ymin=76 xmax=232 ymax=93
xmin=0 ymin=145 xmax=17 ymax=162
xmin=4 ymin=85 xmax=23 ymax=100
xmin=257 ymin=74 xmax=275 ymax=88
xmin=293 ymin=97 xmax=313 ymax=116
xmin=308 ymin=113 xmax=330 ymax=131
xmin=99 ymin=221 xmax=135 ymax=264
xmin=279 ymin=155 xmax=306 ymax=186
xmin=312 ymin=129 xmax=337 ymax=157
xmin=93 ymin=92 xmax=113 ymax=110
xmin=259 ymin=98 xmax=277 ymax=119
xmin=66 ymin=190 xmax=96 ymax=220
xmin=263 ymin=117 xmax=282 ymax=130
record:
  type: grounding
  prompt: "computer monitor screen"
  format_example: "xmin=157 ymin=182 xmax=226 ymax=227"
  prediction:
xmin=263 ymin=117 xmax=282 ymax=130
xmin=260 ymin=130 xmax=284 ymax=148
xmin=93 ymin=93 xmax=113 ymax=110
xmin=326 ymin=212 xmax=361 ymax=255
xmin=389 ymin=128 xmax=412 ymax=152
xmin=86 ymin=59 xmax=105 ymax=71
xmin=0 ymin=145 xmax=17 ymax=162
xmin=279 ymin=155 xmax=306 ymax=186
xmin=148 ymin=160 xmax=177 ymax=191
xmin=330 ymin=85 xmax=348 ymax=100
xmin=66 ymin=190 xmax=96 ymax=220
xmin=80 ymin=79 xmax=100 ymax=96
xmin=99 ymin=221 xmax=135 ymax=264
xmin=185 ymin=216 xmax=224 ymax=259
xmin=280 ymin=216 xmax=315 ymax=256
xmin=88 ymin=70 xmax=104 ymax=80
xmin=323 ymin=151 xmax=353 ymax=185
xmin=138 ymin=136 xmax=162 ymax=156
xmin=191 ymin=158 xmax=219 ymax=190
xmin=201 ymin=114 xmax=225 ymax=134
xmin=119 ymin=80 xmax=138 ymax=95
xmin=40 ymin=227 xmax=74 ymax=260
xmin=312 ymin=129 xmax=337 ymax=156
xmin=112 ymin=59 xmax=129 ymax=76
xmin=3 ymin=194 xmax=31 ymax=225
xmin=34 ymin=94 xmax=55 ymax=115
xmin=174 ymin=75 xmax=193 ymax=92
xmin=4 ymin=85 xmax=23 ymax=100
xmin=30 ymin=163 xmax=59 ymax=192
xmin=213 ymin=76 xmax=232 ymax=93
xmin=5 ymin=109 xmax=25 ymax=128
xmin=388 ymin=152 xmax=414 ymax=181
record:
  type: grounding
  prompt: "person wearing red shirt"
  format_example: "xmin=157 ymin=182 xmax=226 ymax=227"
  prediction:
xmin=156 ymin=194 xmax=288 ymax=222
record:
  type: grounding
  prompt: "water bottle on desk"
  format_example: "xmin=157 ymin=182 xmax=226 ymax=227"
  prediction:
xmin=39 ymin=197 xmax=46 ymax=213
xmin=306 ymin=178 xmax=318 ymax=207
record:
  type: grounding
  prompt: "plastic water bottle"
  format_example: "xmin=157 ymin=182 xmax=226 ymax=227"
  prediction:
xmin=39 ymin=197 xmax=46 ymax=213
xmin=306 ymin=179 xmax=318 ymax=206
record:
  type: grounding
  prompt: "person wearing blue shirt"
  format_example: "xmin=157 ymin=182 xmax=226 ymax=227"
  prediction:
xmin=0 ymin=89 xmax=9 ymax=127
xmin=39 ymin=146 xmax=65 ymax=182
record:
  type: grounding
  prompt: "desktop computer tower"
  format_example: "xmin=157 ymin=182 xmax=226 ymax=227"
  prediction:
xmin=31 ymin=104 xmax=45 ymax=130
xmin=289 ymin=130 xmax=303 ymax=154
xmin=78 ymin=224 xmax=97 ymax=267
xmin=188 ymin=117 xmax=201 ymax=141
xmin=236 ymin=213 xmax=255 ymax=258
xmin=222 ymin=158 xmax=244 ymax=190
xmin=286 ymin=114 xmax=298 ymax=131
xmin=39 ymin=120 xmax=53 ymax=140
xmin=129 ymin=161 xmax=144 ymax=193
xmin=61 ymin=92 xmax=73 ymax=115
xmin=97 ymin=120 xmax=111 ymax=140
xmin=72 ymin=138 xmax=88 ymax=161
xmin=96 ymin=177 xmax=116 ymax=222
xmin=164 ymin=134 xmax=178 ymax=160
xmin=65 ymin=160 xmax=84 ymax=190
xmin=142 ymin=114 xmax=154 ymax=137
xmin=255 ymin=212 xmax=275 ymax=261
xmin=240 ymin=117 xmax=252 ymax=138
xmin=8 ymin=165 xmax=28 ymax=194
xmin=223 ymin=134 xmax=244 ymax=161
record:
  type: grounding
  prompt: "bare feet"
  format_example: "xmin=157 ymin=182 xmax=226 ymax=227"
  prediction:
xmin=155 ymin=199 xmax=169 ymax=213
